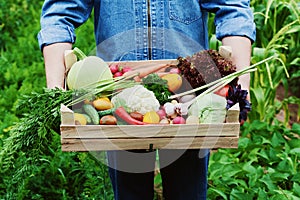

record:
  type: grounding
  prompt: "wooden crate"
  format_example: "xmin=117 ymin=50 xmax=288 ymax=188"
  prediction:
xmin=60 ymin=104 xmax=240 ymax=151
xmin=61 ymin=57 xmax=240 ymax=151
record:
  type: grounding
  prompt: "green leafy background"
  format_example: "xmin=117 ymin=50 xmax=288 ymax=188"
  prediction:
xmin=0 ymin=0 xmax=299 ymax=199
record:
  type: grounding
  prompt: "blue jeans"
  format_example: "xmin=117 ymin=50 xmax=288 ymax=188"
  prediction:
xmin=107 ymin=149 xmax=209 ymax=200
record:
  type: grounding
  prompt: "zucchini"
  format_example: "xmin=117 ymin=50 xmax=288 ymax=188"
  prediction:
xmin=82 ymin=104 xmax=99 ymax=125
xmin=82 ymin=114 xmax=92 ymax=124
xmin=73 ymin=108 xmax=83 ymax=113
xmin=98 ymin=107 xmax=116 ymax=117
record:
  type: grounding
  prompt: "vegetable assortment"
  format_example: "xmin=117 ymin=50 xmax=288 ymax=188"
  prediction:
xmin=67 ymin=47 xmax=259 ymax=126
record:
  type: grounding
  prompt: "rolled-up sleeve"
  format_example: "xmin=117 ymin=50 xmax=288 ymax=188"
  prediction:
xmin=37 ymin=0 xmax=94 ymax=50
xmin=201 ymin=0 xmax=256 ymax=43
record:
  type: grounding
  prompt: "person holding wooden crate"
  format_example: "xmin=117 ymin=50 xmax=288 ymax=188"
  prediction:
xmin=38 ymin=1 xmax=256 ymax=199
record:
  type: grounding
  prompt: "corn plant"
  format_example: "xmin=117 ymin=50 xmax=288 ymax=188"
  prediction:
xmin=249 ymin=0 xmax=300 ymax=124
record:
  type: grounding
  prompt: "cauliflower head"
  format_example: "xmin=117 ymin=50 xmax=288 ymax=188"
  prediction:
xmin=111 ymin=85 xmax=160 ymax=115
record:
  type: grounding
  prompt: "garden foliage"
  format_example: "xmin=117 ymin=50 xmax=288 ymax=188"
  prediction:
xmin=0 ymin=0 xmax=299 ymax=199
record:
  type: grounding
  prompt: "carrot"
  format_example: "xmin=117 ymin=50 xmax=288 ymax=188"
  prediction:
xmin=115 ymin=107 xmax=147 ymax=125
xmin=123 ymin=64 xmax=170 ymax=79
xmin=133 ymin=72 xmax=169 ymax=82
xmin=155 ymin=72 xmax=169 ymax=78
xmin=133 ymin=76 xmax=142 ymax=82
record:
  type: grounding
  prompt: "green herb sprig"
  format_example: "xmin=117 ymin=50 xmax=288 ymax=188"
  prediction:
xmin=142 ymin=73 xmax=172 ymax=104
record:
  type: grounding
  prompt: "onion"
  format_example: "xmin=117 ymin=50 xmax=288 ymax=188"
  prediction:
xmin=179 ymin=94 xmax=196 ymax=103
xmin=163 ymin=102 xmax=175 ymax=116
xmin=186 ymin=115 xmax=199 ymax=124
xmin=160 ymin=118 xmax=169 ymax=124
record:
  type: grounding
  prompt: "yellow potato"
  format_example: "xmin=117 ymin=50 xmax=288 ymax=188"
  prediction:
xmin=143 ymin=111 xmax=160 ymax=124
xmin=93 ymin=98 xmax=113 ymax=111
xmin=74 ymin=113 xmax=87 ymax=125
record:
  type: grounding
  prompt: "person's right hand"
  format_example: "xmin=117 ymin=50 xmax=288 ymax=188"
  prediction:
xmin=42 ymin=43 xmax=72 ymax=89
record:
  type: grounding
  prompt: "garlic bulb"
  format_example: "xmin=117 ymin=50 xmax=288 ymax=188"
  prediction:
xmin=164 ymin=102 xmax=188 ymax=116
xmin=163 ymin=102 xmax=175 ymax=116
xmin=174 ymin=103 xmax=188 ymax=115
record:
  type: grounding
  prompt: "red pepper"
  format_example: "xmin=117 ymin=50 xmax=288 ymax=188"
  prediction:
xmin=115 ymin=106 xmax=146 ymax=125
xmin=214 ymin=85 xmax=229 ymax=97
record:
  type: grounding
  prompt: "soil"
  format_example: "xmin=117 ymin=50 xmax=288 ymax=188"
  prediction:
xmin=275 ymin=84 xmax=299 ymax=126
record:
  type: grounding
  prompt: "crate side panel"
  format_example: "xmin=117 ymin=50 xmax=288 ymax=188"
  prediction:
xmin=226 ymin=103 xmax=240 ymax=123
xmin=61 ymin=136 xmax=239 ymax=151
xmin=60 ymin=104 xmax=75 ymax=125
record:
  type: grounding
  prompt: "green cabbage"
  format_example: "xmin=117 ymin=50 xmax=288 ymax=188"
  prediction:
xmin=188 ymin=93 xmax=227 ymax=123
xmin=67 ymin=56 xmax=113 ymax=90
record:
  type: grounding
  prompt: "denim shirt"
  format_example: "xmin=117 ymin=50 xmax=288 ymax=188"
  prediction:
xmin=38 ymin=0 xmax=256 ymax=61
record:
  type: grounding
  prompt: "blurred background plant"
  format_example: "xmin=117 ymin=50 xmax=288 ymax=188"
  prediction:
xmin=0 ymin=1 xmax=113 ymax=199
xmin=249 ymin=0 xmax=300 ymax=126
xmin=207 ymin=0 xmax=300 ymax=198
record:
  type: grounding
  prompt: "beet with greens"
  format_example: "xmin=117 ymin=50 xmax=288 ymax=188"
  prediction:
xmin=177 ymin=49 xmax=237 ymax=94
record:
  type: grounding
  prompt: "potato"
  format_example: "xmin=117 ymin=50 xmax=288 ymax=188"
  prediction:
xmin=93 ymin=98 xmax=113 ymax=111
xmin=74 ymin=113 xmax=87 ymax=125
xmin=129 ymin=111 xmax=144 ymax=122
xmin=100 ymin=115 xmax=117 ymax=125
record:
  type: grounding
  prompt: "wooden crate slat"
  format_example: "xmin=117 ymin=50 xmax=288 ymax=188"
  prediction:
xmin=60 ymin=123 xmax=239 ymax=139
xmin=61 ymin=136 xmax=239 ymax=151
xmin=226 ymin=103 xmax=240 ymax=123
